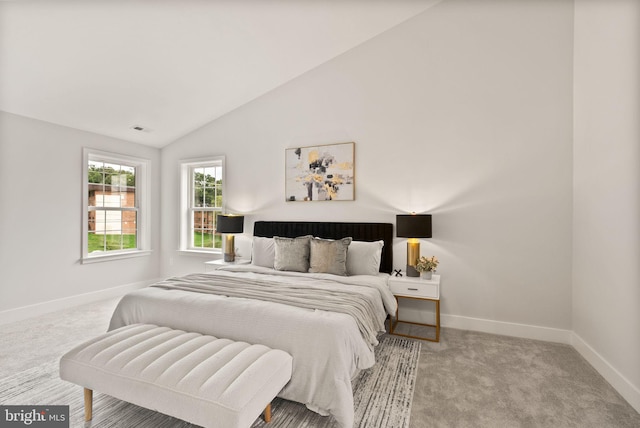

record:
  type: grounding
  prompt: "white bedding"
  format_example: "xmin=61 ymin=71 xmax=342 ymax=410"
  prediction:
xmin=108 ymin=264 xmax=396 ymax=428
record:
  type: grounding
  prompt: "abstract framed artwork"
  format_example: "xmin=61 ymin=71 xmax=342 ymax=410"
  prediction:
xmin=285 ymin=142 xmax=355 ymax=202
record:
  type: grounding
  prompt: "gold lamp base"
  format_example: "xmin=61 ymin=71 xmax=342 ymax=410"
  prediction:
xmin=406 ymin=239 xmax=420 ymax=277
xmin=223 ymin=234 xmax=236 ymax=262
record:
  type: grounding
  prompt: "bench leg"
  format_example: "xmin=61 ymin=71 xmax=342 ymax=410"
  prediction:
xmin=84 ymin=388 xmax=93 ymax=421
xmin=264 ymin=403 xmax=271 ymax=423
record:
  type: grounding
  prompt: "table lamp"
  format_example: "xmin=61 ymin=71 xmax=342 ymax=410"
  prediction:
xmin=217 ymin=214 xmax=244 ymax=262
xmin=396 ymin=213 xmax=432 ymax=277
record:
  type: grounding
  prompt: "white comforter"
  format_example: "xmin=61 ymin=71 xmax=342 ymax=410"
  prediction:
xmin=108 ymin=265 xmax=396 ymax=428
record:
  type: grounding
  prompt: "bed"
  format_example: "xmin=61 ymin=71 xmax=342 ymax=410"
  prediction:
xmin=108 ymin=221 xmax=396 ymax=428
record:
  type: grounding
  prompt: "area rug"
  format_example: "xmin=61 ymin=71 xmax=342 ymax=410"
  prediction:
xmin=0 ymin=335 xmax=420 ymax=428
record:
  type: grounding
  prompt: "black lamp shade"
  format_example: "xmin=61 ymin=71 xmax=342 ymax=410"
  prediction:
xmin=217 ymin=215 xmax=244 ymax=234
xmin=396 ymin=214 xmax=432 ymax=238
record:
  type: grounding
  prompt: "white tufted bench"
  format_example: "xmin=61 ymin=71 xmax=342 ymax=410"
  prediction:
xmin=59 ymin=324 xmax=293 ymax=428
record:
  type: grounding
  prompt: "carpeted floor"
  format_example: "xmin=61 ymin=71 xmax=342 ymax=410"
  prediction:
xmin=0 ymin=335 xmax=420 ymax=428
xmin=1 ymin=298 xmax=639 ymax=427
xmin=403 ymin=324 xmax=640 ymax=428
xmin=0 ymin=298 xmax=420 ymax=428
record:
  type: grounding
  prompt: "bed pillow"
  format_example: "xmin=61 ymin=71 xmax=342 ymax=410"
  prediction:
xmin=274 ymin=235 xmax=312 ymax=272
xmin=309 ymin=237 xmax=352 ymax=276
xmin=346 ymin=240 xmax=384 ymax=276
xmin=251 ymin=236 xmax=276 ymax=268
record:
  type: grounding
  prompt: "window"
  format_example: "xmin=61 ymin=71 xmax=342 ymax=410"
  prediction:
xmin=82 ymin=149 xmax=150 ymax=262
xmin=180 ymin=156 xmax=225 ymax=252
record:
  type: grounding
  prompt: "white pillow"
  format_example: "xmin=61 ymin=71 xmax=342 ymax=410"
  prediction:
xmin=251 ymin=236 xmax=275 ymax=268
xmin=346 ymin=240 xmax=384 ymax=276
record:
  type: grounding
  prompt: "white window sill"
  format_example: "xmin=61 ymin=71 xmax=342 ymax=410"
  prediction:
xmin=82 ymin=250 xmax=153 ymax=264
xmin=178 ymin=249 xmax=223 ymax=257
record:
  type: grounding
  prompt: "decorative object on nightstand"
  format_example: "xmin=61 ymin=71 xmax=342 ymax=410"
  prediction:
xmin=415 ymin=255 xmax=439 ymax=280
xmin=389 ymin=274 xmax=441 ymax=342
xmin=396 ymin=213 xmax=432 ymax=277
xmin=216 ymin=214 xmax=244 ymax=262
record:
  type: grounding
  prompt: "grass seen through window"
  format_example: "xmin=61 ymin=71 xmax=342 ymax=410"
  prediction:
xmin=194 ymin=231 xmax=222 ymax=248
xmin=88 ymin=234 xmax=136 ymax=253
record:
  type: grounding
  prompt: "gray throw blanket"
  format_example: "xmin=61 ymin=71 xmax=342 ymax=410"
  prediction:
xmin=152 ymin=272 xmax=382 ymax=347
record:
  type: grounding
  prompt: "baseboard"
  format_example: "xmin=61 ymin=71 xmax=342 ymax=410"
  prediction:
xmin=0 ymin=278 xmax=161 ymax=325
xmin=441 ymin=313 xmax=572 ymax=344
xmin=571 ymin=332 xmax=640 ymax=414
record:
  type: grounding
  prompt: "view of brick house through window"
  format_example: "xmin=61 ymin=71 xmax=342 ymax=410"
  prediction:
xmin=87 ymin=160 xmax=138 ymax=253
xmin=191 ymin=165 xmax=223 ymax=250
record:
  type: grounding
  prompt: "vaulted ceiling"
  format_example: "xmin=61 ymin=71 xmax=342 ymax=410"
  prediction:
xmin=0 ymin=0 xmax=441 ymax=147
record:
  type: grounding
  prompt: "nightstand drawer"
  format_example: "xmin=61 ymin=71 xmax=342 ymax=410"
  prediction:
xmin=389 ymin=277 xmax=439 ymax=299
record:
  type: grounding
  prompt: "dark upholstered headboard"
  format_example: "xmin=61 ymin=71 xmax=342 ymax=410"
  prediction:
xmin=253 ymin=221 xmax=393 ymax=274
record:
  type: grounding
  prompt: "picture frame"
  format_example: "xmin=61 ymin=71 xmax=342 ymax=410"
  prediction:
xmin=285 ymin=142 xmax=355 ymax=202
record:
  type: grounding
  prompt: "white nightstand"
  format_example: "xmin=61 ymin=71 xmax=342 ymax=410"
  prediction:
xmin=204 ymin=258 xmax=250 ymax=272
xmin=388 ymin=274 xmax=440 ymax=342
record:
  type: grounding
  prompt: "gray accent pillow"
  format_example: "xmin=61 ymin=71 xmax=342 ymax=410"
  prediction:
xmin=274 ymin=235 xmax=312 ymax=272
xmin=309 ymin=237 xmax=352 ymax=276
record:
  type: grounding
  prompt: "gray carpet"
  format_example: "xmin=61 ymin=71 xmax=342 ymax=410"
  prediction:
xmin=406 ymin=326 xmax=640 ymax=428
xmin=2 ymin=298 xmax=640 ymax=427
xmin=0 ymin=335 xmax=420 ymax=428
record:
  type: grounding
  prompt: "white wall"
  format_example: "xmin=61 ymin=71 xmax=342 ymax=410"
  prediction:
xmin=0 ymin=112 xmax=162 ymax=318
xmin=573 ymin=0 xmax=640 ymax=411
xmin=161 ymin=0 xmax=574 ymax=334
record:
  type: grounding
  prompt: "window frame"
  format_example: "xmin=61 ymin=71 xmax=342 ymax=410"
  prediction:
xmin=179 ymin=155 xmax=226 ymax=254
xmin=81 ymin=148 xmax=151 ymax=263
